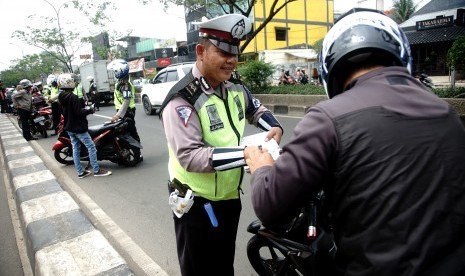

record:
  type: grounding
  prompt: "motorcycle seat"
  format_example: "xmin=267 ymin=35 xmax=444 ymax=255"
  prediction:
xmin=88 ymin=121 xmax=122 ymax=137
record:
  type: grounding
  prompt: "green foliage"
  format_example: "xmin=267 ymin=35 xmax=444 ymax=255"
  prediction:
xmin=249 ymin=84 xmax=465 ymax=99
xmin=312 ymin=38 xmax=323 ymax=56
xmin=237 ymin=60 xmax=275 ymax=89
xmin=0 ymin=52 xmax=63 ymax=87
xmin=392 ymin=0 xmax=416 ymax=23
xmin=447 ymin=35 xmax=465 ymax=70
xmin=253 ymin=84 xmax=326 ymax=95
xmin=432 ymin=86 xmax=465 ymax=98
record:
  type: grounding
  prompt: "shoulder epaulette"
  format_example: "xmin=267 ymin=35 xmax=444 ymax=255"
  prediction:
xmin=228 ymin=71 xmax=243 ymax=85
xmin=160 ymin=71 xmax=203 ymax=118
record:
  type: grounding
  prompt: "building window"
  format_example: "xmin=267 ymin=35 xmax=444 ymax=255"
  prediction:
xmin=275 ymin=27 xmax=288 ymax=41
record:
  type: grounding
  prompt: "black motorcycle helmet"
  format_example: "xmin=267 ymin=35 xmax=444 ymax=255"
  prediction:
xmin=320 ymin=8 xmax=412 ymax=98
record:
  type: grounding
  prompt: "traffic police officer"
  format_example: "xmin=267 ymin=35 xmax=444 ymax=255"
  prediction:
xmin=160 ymin=14 xmax=283 ymax=276
xmin=47 ymin=74 xmax=62 ymax=136
xmin=108 ymin=59 xmax=142 ymax=145
xmin=72 ymin=74 xmax=88 ymax=107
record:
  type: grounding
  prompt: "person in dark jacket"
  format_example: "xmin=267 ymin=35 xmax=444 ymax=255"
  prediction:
xmin=57 ymin=73 xmax=111 ymax=178
xmin=12 ymin=80 xmax=36 ymax=141
xmin=246 ymin=9 xmax=465 ymax=276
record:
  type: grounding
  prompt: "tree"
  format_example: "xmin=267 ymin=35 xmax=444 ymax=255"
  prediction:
xmin=448 ymin=35 xmax=465 ymax=71
xmin=160 ymin=0 xmax=298 ymax=52
xmin=12 ymin=0 xmax=114 ymax=73
xmin=1 ymin=52 xmax=63 ymax=86
xmin=237 ymin=60 xmax=275 ymax=89
xmin=391 ymin=0 xmax=416 ymax=23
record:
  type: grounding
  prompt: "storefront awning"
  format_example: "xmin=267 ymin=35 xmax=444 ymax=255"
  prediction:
xmin=285 ymin=50 xmax=318 ymax=60
xmin=405 ymin=25 xmax=465 ymax=45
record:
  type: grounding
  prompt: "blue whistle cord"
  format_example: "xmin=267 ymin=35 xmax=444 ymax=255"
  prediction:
xmin=204 ymin=203 xmax=218 ymax=228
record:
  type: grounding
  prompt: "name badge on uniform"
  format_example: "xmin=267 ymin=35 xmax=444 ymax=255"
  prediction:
xmin=206 ymin=104 xmax=224 ymax=131
xmin=233 ymin=95 xmax=244 ymax=121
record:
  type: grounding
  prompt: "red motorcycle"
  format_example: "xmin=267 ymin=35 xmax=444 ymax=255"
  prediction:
xmin=52 ymin=116 xmax=142 ymax=167
xmin=37 ymin=105 xmax=53 ymax=130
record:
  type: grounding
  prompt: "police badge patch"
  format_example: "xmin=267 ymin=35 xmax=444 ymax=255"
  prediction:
xmin=176 ymin=105 xmax=193 ymax=127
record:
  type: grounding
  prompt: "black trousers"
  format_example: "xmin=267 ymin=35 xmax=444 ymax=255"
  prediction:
xmin=0 ymin=98 xmax=6 ymax=113
xmin=174 ymin=195 xmax=241 ymax=276
xmin=51 ymin=102 xmax=62 ymax=133
xmin=120 ymin=108 xmax=141 ymax=143
xmin=18 ymin=108 xmax=33 ymax=140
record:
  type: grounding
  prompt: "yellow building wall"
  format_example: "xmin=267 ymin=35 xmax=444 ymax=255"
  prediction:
xmin=244 ymin=0 xmax=334 ymax=54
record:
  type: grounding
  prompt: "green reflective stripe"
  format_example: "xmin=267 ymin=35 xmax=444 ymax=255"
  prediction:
xmin=50 ymin=87 xmax=59 ymax=98
xmin=194 ymin=93 xmax=209 ymax=113
xmin=73 ymin=83 xmax=83 ymax=98
xmin=114 ymin=82 xmax=135 ymax=110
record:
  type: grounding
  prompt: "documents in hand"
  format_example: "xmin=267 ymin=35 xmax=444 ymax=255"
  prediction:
xmin=241 ymin=132 xmax=281 ymax=160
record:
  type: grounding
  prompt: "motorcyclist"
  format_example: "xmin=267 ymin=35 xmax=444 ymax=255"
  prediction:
xmin=57 ymin=73 xmax=112 ymax=178
xmin=246 ymin=8 xmax=465 ymax=276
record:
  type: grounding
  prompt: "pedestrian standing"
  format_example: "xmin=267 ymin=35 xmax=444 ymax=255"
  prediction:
xmin=12 ymin=80 xmax=36 ymax=141
xmin=159 ymin=13 xmax=283 ymax=276
xmin=57 ymin=73 xmax=112 ymax=178
xmin=0 ymin=80 xmax=7 ymax=113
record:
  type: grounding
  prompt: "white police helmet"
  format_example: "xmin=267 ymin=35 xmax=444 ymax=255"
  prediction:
xmin=193 ymin=14 xmax=252 ymax=55
xmin=46 ymin=74 xmax=57 ymax=86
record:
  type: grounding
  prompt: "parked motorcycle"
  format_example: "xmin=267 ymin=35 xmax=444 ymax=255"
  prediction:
xmin=52 ymin=116 xmax=142 ymax=167
xmin=247 ymin=190 xmax=337 ymax=276
xmin=17 ymin=109 xmax=48 ymax=138
xmin=37 ymin=105 xmax=53 ymax=130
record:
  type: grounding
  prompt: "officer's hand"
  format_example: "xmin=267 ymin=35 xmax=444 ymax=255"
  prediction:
xmin=111 ymin=115 xmax=120 ymax=123
xmin=266 ymin=127 xmax=283 ymax=145
xmin=245 ymin=146 xmax=274 ymax=174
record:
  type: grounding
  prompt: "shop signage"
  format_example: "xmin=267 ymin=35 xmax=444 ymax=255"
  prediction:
xmin=157 ymin=57 xmax=172 ymax=67
xmin=416 ymin=15 xmax=454 ymax=31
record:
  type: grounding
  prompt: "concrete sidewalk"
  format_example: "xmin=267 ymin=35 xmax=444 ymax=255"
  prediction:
xmin=0 ymin=113 xmax=168 ymax=276
xmin=429 ymin=75 xmax=465 ymax=88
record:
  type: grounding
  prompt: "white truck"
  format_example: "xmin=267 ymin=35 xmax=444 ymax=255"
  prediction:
xmin=79 ymin=60 xmax=115 ymax=104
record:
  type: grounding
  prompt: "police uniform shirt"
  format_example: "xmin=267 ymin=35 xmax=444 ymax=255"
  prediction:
xmin=162 ymin=64 xmax=271 ymax=173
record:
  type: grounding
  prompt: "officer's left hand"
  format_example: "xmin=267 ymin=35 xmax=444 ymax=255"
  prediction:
xmin=111 ymin=115 xmax=120 ymax=123
xmin=266 ymin=127 xmax=283 ymax=145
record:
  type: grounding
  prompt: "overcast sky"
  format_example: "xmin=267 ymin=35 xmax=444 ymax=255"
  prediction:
xmin=0 ymin=0 xmax=430 ymax=71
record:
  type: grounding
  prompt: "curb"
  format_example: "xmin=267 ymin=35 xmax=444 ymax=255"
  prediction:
xmin=255 ymin=95 xmax=465 ymax=124
xmin=0 ymin=113 xmax=168 ymax=276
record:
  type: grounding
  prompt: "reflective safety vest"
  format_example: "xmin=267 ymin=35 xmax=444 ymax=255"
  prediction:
xmin=168 ymin=86 xmax=247 ymax=201
xmin=73 ymin=83 xmax=84 ymax=99
xmin=50 ymin=86 xmax=59 ymax=102
xmin=114 ymin=81 xmax=135 ymax=110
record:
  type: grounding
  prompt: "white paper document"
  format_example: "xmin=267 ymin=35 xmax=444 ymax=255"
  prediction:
xmin=241 ymin=132 xmax=282 ymax=160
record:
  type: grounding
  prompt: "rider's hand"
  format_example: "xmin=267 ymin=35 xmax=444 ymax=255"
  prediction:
xmin=245 ymin=146 xmax=274 ymax=174
xmin=266 ymin=127 xmax=283 ymax=145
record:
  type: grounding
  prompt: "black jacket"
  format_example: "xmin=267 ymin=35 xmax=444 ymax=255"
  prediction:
xmin=251 ymin=67 xmax=465 ymax=276
xmin=58 ymin=89 xmax=92 ymax=133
